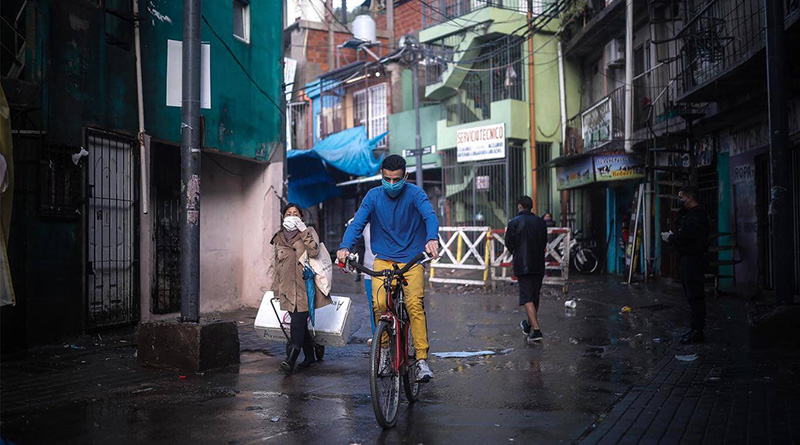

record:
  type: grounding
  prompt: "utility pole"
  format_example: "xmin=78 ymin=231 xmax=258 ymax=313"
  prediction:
xmin=180 ymin=0 xmax=202 ymax=322
xmin=765 ymin=0 xmax=795 ymax=304
xmin=527 ymin=0 xmax=537 ymax=210
xmin=404 ymin=35 xmax=424 ymax=187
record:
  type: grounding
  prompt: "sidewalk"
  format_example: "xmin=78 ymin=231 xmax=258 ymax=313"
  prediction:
xmin=580 ymin=296 xmax=800 ymax=443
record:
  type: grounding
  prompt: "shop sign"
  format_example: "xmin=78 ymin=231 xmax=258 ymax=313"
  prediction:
xmin=582 ymin=97 xmax=612 ymax=151
xmin=594 ymin=155 xmax=645 ymax=182
xmin=456 ymin=123 xmax=506 ymax=163
xmin=556 ymin=156 xmax=595 ymax=190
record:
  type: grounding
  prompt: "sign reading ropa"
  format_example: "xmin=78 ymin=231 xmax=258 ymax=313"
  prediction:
xmin=456 ymin=123 xmax=505 ymax=163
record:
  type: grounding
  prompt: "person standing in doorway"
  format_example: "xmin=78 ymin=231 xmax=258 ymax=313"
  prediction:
xmin=662 ymin=186 xmax=710 ymax=344
xmin=505 ymin=196 xmax=548 ymax=344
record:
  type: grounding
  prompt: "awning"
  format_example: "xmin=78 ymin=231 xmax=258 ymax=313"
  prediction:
xmin=287 ymin=126 xmax=387 ymax=208
xmin=336 ymin=162 xmax=438 ymax=186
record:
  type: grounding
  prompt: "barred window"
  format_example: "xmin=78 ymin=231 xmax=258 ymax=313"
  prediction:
xmin=39 ymin=145 xmax=82 ymax=218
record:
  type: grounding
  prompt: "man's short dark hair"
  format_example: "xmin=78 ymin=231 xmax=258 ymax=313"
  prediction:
xmin=680 ymin=186 xmax=699 ymax=201
xmin=381 ymin=154 xmax=406 ymax=174
xmin=517 ymin=195 xmax=533 ymax=210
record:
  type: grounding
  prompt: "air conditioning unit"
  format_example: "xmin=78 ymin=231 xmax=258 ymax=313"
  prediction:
xmin=604 ymin=38 xmax=625 ymax=68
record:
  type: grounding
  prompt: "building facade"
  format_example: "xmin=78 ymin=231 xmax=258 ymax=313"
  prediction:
xmin=1 ymin=0 xmax=284 ymax=350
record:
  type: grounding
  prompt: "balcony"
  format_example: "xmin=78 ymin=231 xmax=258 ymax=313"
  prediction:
xmin=674 ymin=0 xmax=798 ymax=102
xmin=564 ymin=65 xmax=680 ymax=155
xmin=421 ymin=0 xmax=539 ymax=29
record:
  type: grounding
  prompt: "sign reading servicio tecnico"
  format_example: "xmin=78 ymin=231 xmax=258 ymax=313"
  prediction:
xmin=456 ymin=123 xmax=505 ymax=163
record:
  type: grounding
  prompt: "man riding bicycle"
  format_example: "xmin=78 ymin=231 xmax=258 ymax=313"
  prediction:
xmin=337 ymin=154 xmax=440 ymax=382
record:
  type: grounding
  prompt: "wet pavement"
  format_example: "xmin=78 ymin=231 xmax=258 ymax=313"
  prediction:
xmin=2 ymin=273 xmax=796 ymax=443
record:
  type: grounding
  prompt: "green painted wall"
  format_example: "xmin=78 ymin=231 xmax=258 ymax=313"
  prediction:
xmin=436 ymin=99 xmax=529 ymax=149
xmin=43 ymin=0 xmax=139 ymax=146
xmin=402 ymin=69 xmax=414 ymax=112
xmin=532 ymin=33 xmax=562 ymax=143
xmin=388 ymin=104 xmax=442 ymax=167
xmin=139 ymin=0 xmax=283 ymax=161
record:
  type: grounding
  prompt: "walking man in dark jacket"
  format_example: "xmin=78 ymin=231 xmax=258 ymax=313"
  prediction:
xmin=662 ymin=186 xmax=710 ymax=344
xmin=505 ymin=196 xmax=548 ymax=344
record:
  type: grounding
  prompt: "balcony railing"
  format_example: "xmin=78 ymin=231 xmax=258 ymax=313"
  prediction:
xmin=559 ymin=0 xmax=615 ymax=42
xmin=421 ymin=0 xmax=548 ymax=28
xmin=564 ymin=62 xmax=685 ymax=155
xmin=676 ymin=0 xmax=766 ymax=97
xmin=437 ymin=37 xmax=525 ymax=126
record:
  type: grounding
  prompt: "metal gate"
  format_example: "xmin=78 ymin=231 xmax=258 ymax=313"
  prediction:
xmin=440 ymin=144 xmax=526 ymax=228
xmin=85 ymin=129 xmax=139 ymax=328
xmin=152 ymin=143 xmax=181 ymax=313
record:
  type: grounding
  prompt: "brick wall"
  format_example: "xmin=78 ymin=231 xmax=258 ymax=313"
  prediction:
xmin=368 ymin=0 xmax=425 ymax=40
xmin=305 ymin=28 xmax=391 ymax=73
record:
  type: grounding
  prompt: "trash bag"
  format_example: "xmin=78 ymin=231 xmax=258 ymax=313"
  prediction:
xmin=303 ymin=263 xmax=317 ymax=326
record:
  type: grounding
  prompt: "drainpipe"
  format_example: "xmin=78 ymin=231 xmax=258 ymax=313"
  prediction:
xmin=133 ymin=0 xmax=149 ymax=214
xmin=327 ymin=0 xmax=334 ymax=70
xmin=623 ymin=0 xmax=633 ymax=153
xmin=557 ymin=41 xmax=567 ymax=150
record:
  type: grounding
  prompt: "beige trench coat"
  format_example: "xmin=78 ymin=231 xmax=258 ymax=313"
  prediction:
xmin=270 ymin=227 xmax=332 ymax=313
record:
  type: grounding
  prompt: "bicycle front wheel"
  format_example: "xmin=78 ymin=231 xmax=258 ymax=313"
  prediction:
xmin=370 ymin=320 xmax=400 ymax=429
xmin=576 ymin=248 xmax=599 ymax=274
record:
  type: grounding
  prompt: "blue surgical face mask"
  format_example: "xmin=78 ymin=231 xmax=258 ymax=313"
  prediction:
xmin=382 ymin=177 xmax=406 ymax=198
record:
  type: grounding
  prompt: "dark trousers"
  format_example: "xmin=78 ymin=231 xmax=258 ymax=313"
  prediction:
xmin=289 ymin=310 xmax=311 ymax=349
xmin=680 ymin=256 xmax=707 ymax=331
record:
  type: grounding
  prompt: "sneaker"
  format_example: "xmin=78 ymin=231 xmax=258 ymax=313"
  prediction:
xmin=416 ymin=359 xmax=434 ymax=383
xmin=526 ymin=330 xmax=543 ymax=344
xmin=366 ymin=338 xmax=373 ymax=346
xmin=679 ymin=329 xmax=704 ymax=345
xmin=520 ymin=319 xmax=531 ymax=336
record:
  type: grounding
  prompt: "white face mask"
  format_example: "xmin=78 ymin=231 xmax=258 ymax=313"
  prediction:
xmin=282 ymin=216 xmax=301 ymax=231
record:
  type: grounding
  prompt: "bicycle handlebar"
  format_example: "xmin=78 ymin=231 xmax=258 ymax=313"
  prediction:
xmin=340 ymin=252 xmax=430 ymax=277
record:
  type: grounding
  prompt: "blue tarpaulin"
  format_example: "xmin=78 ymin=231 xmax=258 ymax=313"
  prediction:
xmin=287 ymin=126 xmax=386 ymax=208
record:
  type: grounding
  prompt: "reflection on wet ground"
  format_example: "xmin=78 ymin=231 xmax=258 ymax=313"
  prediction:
xmin=1 ymin=276 xmax=693 ymax=443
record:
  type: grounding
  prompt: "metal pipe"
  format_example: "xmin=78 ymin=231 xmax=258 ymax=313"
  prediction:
xmin=623 ymin=0 xmax=633 ymax=153
xmin=180 ymin=0 xmax=202 ymax=323
xmin=327 ymin=0 xmax=334 ymax=69
xmin=412 ymin=50 xmax=423 ymax=188
xmin=765 ymin=0 xmax=795 ymax=303
xmin=557 ymin=41 xmax=567 ymax=149
xmin=133 ymin=0 xmax=149 ymax=214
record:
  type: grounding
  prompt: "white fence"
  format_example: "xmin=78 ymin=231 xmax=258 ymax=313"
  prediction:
xmin=430 ymin=226 xmax=571 ymax=293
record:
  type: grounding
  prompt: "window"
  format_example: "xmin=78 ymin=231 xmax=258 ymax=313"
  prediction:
xmin=353 ymin=90 xmax=367 ymax=128
xmin=233 ymin=0 xmax=250 ymax=43
xmin=368 ymin=84 xmax=388 ymax=147
xmin=353 ymin=84 xmax=388 ymax=147
xmin=39 ymin=145 xmax=82 ymax=218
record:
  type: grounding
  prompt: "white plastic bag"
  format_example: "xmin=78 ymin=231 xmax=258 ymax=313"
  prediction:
xmin=298 ymin=242 xmax=333 ymax=297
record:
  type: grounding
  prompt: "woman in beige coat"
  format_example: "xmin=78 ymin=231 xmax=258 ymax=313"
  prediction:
xmin=271 ymin=203 xmax=330 ymax=375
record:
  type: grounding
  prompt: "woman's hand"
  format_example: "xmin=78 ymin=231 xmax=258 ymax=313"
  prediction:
xmin=295 ymin=220 xmax=308 ymax=232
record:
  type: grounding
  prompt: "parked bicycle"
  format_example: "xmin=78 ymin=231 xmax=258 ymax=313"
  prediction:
xmin=340 ymin=252 xmax=431 ymax=429
xmin=559 ymin=230 xmax=599 ymax=274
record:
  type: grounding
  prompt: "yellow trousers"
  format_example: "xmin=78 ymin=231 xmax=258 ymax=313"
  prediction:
xmin=371 ymin=258 xmax=429 ymax=360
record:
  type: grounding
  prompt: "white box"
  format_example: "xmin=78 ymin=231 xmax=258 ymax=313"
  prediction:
xmin=254 ymin=291 xmax=354 ymax=347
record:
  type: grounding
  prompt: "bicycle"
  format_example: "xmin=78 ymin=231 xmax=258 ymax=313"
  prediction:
xmin=340 ymin=252 xmax=431 ymax=429
xmin=559 ymin=230 xmax=599 ymax=274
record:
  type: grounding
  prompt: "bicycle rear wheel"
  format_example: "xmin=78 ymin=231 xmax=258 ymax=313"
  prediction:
xmin=370 ymin=320 xmax=400 ymax=428
xmin=402 ymin=327 xmax=420 ymax=402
